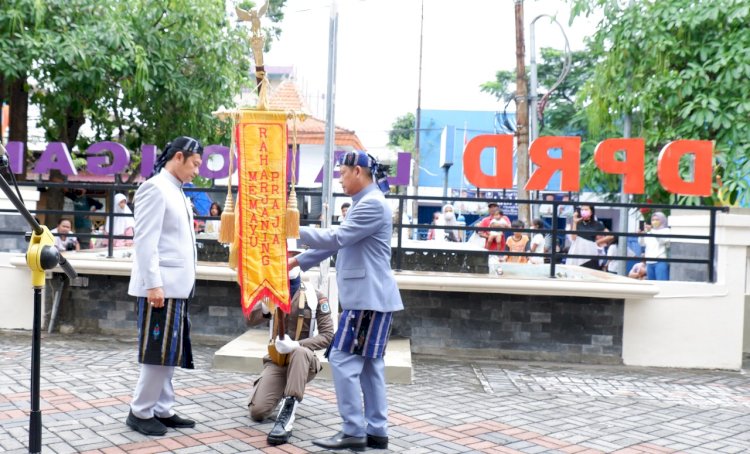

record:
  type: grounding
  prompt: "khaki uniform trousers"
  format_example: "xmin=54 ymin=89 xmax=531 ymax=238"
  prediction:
xmin=248 ymin=347 xmax=321 ymax=421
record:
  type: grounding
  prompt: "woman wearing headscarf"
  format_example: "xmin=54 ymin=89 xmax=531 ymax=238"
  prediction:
xmin=441 ymin=204 xmax=462 ymax=242
xmin=106 ymin=193 xmax=135 ymax=247
xmin=640 ymin=211 xmax=671 ymax=280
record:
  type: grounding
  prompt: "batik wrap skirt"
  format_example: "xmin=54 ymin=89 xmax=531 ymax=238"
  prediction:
xmin=332 ymin=309 xmax=393 ymax=359
xmin=136 ymin=297 xmax=194 ymax=369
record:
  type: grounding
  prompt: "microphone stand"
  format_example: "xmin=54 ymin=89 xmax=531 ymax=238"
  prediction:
xmin=0 ymin=154 xmax=77 ymax=453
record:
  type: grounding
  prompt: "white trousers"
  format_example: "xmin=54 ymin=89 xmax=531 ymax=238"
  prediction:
xmin=130 ymin=364 xmax=175 ymax=419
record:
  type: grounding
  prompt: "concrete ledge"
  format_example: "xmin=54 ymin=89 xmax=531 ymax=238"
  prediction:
xmin=213 ymin=329 xmax=413 ymax=384
xmin=394 ymin=266 xmax=658 ymax=299
xmin=15 ymin=251 xmax=659 ymax=300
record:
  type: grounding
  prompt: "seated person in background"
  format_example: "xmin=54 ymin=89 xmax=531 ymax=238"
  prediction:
xmin=504 ymin=219 xmax=530 ymax=263
xmin=246 ymin=241 xmax=334 ymax=446
xmin=486 ymin=218 xmax=508 ymax=251
xmin=628 ymin=257 xmax=648 ymax=280
xmin=190 ymin=200 xmax=204 ymax=233
xmin=51 ymin=218 xmax=80 ymax=252
xmin=441 ymin=204 xmax=462 ymax=242
xmin=204 ymin=202 xmax=222 ymax=234
xmin=528 ymin=218 xmax=546 ymax=264
xmin=339 ymin=202 xmax=351 ymax=222
xmin=476 ymin=202 xmax=500 ymax=243
xmin=539 ymin=193 xmax=555 ymax=228
xmin=104 ymin=193 xmax=135 ymax=247
xmin=486 ymin=218 xmax=508 ymax=275
xmin=427 ymin=211 xmax=443 ymax=241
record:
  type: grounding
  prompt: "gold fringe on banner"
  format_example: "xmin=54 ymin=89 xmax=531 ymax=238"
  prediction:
xmin=286 ymin=112 xmax=300 ymax=238
xmin=219 ymin=114 xmax=237 ymax=244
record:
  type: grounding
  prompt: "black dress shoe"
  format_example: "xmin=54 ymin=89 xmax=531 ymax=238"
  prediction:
xmin=126 ymin=410 xmax=167 ymax=436
xmin=155 ymin=413 xmax=196 ymax=428
xmin=367 ymin=434 xmax=389 ymax=449
xmin=311 ymin=431 xmax=366 ymax=451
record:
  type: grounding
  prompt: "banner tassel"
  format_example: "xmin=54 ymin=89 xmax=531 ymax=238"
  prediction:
xmin=286 ymin=188 xmax=300 ymax=238
xmin=286 ymin=111 xmax=300 ymax=238
xmin=219 ymin=191 xmax=235 ymax=244
xmin=219 ymin=116 xmax=237 ymax=244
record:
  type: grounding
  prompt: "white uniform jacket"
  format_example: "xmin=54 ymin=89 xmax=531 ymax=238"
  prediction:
xmin=128 ymin=169 xmax=196 ymax=299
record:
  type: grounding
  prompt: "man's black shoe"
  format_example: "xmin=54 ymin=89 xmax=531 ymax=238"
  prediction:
xmin=312 ymin=431 xmax=366 ymax=451
xmin=267 ymin=396 xmax=297 ymax=445
xmin=126 ymin=410 xmax=168 ymax=436
xmin=155 ymin=413 xmax=196 ymax=428
xmin=367 ymin=434 xmax=389 ymax=449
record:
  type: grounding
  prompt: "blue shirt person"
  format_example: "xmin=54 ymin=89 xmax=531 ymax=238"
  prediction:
xmin=289 ymin=151 xmax=403 ymax=451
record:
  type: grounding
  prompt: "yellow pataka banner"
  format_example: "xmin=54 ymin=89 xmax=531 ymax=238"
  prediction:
xmin=236 ymin=110 xmax=290 ymax=316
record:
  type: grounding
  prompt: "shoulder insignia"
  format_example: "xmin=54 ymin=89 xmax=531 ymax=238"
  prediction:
xmin=320 ymin=302 xmax=331 ymax=314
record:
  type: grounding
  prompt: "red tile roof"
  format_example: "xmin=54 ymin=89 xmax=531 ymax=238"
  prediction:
xmin=269 ymin=80 xmax=365 ymax=150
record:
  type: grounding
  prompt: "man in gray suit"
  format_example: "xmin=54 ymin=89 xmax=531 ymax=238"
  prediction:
xmin=125 ymin=137 xmax=203 ymax=436
xmin=288 ymin=151 xmax=404 ymax=451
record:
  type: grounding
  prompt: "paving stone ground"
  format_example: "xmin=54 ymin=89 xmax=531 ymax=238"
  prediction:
xmin=1 ymin=330 xmax=750 ymax=453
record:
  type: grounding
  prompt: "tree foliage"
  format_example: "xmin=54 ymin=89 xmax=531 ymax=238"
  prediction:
xmin=571 ymin=0 xmax=750 ymax=206
xmin=481 ymin=48 xmax=593 ymax=137
xmin=1 ymin=0 xmax=287 ymax=169
xmin=388 ymin=112 xmax=415 ymax=154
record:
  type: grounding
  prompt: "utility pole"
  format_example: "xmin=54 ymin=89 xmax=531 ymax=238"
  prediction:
xmin=514 ymin=0 xmax=530 ymax=223
xmin=617 ymin=0 xmax=635 ymax=276
xmin=412 ymin=0 xmax=424 ymax=237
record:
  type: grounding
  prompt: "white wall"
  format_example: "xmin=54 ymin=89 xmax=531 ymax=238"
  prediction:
xmin=0 ymin=252 xmax=34 ymax=330
xmin=623 ymin=212 xmax=750 ymax=370
xmin=0 ymin=188 xmax=41 ymax=330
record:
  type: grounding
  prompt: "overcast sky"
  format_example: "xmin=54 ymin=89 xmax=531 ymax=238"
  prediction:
xmin=265 ymin=0 xmax=601 ymax=149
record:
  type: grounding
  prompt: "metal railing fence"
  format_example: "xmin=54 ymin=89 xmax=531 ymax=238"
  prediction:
xmin=0 ymin=182 xmax=729 ymax=282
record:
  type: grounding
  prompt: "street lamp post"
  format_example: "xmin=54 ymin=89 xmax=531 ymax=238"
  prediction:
xmin=529 ymin=14 xmax=571 ymax=220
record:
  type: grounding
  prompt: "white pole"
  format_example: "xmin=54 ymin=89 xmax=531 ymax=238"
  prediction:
xmin=319 ymin=1 xmax=339 ymax=296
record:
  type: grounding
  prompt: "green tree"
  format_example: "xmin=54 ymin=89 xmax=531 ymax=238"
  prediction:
xmin=0 ymin=0 xmax=47 ymax=175
xmin=3 ymin=0 xmax=288 ymax=161
xmin=571 ymin=0 xmax=750 ymax=206
xmin=481 ymin=48 xmax=593 ymax=137
xmin=0 ymin=0 xmax=286 ymax=224
xmin=387 ymin=112 xmax=415 ymax=153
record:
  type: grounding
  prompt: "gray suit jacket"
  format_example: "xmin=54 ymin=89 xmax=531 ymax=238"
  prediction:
xmin=128 ymin=169 xmax=196 ymax=299
xmin=296 ymin=183 xmax=404 ymax=313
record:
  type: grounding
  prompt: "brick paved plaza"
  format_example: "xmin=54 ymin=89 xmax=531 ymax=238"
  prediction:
xmin=1 ymin=331 xmax=749 ymax=453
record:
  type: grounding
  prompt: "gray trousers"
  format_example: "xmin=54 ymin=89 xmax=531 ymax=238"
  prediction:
xmin=248 ymin=347 xmax=320 ymax=421
xmin=130 ymin=364 xmax=175 ymax=419
xmin=329 ymin=348 xmax=388 ymax=438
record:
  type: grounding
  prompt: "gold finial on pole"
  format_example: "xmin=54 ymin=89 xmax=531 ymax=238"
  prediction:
xmin=236 ymin=2 xmax=270 ymax=110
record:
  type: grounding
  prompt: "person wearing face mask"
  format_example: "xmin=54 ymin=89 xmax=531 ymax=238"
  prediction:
xmin=568 ymin=204 xmax=613 ymax=270
xmin=246 ymin=239 xmax=334 ymax=446
xmin=639 ymin=211 xmax=671 ymax=280
xmin=441 ymin=204 xmax=462 ymax=242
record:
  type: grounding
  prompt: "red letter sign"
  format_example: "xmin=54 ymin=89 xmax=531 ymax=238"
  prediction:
xmin=657 ymin=140 xmax=713 ymax=196
xmin=594 ymin=138 xmax=645 ymax=193
xmin=463 ymin=134 xmax=514 ymax=189
xmin=525 ymin=136 xmax=581 ymax=191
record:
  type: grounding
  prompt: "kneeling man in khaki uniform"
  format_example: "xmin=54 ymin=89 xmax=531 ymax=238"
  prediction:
xmin=246 ymin=240 xmax=334 ymax=445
